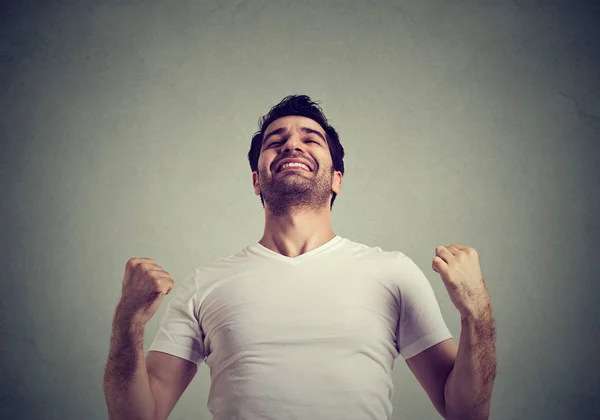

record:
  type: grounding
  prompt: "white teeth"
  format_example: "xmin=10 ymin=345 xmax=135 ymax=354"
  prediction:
xmin=280 ymin=162 xmax=310 ymax=171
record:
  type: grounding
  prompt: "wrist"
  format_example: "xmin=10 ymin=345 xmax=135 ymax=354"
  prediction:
xmin=114 ymin=305 xmax=147 ymax=332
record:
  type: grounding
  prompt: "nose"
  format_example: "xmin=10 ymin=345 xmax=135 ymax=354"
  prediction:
xmin=281 ymin=133 xmax=303 ymax=152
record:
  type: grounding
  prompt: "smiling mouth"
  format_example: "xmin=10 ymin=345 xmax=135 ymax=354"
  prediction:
xmin=279 ymin=167 xmax=311 ymax=173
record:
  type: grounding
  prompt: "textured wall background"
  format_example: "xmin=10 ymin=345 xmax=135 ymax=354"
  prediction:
xmin=1 ymin=0 xmax=599 ymax=419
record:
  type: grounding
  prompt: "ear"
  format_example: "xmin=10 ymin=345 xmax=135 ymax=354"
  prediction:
xmin=332 ymin=170 xmax=343 ymax=194
xmin=252 ymin=171 xmax=261 ymax=195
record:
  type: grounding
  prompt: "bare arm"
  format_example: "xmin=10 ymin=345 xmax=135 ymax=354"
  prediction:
xmin=146 ymin=351 xmax=197 ymax=420
xmin=103 ymin=310 xmax=155 ymax=420
xmin=444 ymin=305 xmax=497 ymax=420
xmin=103 ymin=258 xmax=197 ymax=420
xmin=104 ymin=311 xmax=198 ymax=420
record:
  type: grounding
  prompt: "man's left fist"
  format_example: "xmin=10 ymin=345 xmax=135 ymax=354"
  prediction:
xmin=432 ymin=243 xmax=491 ymax=319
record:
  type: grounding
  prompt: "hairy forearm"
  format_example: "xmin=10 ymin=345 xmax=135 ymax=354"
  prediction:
xmin=444 ymin=305 xmax=497 ymax=420
xmin=103 ymin=309 xmax=155 ymax=420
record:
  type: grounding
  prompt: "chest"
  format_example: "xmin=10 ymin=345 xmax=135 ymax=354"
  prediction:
xmin=199 ymin=265 xmax=400 ymax=359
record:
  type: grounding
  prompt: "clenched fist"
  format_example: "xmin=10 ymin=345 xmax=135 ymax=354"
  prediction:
xmin=117 ymin=257 xmax=175 ymax=326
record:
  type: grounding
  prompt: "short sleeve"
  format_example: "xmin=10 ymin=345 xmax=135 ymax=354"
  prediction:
xmin=148 ymin=268 xmax=205 ymax=366
xmin=395 ymin=254 xmax=453 ymax=360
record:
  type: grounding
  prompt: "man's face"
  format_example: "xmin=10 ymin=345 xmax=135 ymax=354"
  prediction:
xmin=252 ymin=115 xmax=342 ymax=216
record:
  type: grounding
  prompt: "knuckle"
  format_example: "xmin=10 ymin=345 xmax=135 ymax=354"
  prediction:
xmin=140 ymin=262 xmax=155 ymax=273
xmin=127 ymin=257 xmax=155 ymax=266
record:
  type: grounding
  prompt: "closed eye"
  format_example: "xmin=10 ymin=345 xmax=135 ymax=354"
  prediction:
xmin=269 ymin=140 xmax=318 ymax=147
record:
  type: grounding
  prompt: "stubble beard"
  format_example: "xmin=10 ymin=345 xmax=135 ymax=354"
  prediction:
xmin=260 ymin=167 xmax=333 ymax=217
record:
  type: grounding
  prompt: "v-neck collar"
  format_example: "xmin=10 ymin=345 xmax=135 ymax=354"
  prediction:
xmin=249 ymin=235 xmax=343 ymax=265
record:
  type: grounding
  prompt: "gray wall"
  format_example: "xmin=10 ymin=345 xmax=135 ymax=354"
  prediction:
xmin=2 ymin=1 xmax=599 ymax=419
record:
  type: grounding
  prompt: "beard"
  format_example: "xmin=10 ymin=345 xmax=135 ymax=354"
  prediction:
xmin=258 ymin=166 xmax=335 ymax=217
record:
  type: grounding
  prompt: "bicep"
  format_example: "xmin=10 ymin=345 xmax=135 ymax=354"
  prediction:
xmin=405 ymin=338 xmax=458 ymax=418
xmin=146 ymin=350 xmax=198 ymax=420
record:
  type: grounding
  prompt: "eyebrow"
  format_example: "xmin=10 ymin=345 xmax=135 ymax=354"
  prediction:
xmin=262 ymin=126 xmax=326 ymax=145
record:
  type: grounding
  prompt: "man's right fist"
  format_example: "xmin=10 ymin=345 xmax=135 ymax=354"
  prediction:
xmin=118 ymin=257 xmax=175 ymax=326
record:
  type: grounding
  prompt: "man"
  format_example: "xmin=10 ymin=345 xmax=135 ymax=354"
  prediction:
xmin=104 ymin=95 xmax=497 ymax=419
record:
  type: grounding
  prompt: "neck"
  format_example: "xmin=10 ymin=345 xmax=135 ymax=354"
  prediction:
xmin=259 ymin=207 xmax=335 ymax=258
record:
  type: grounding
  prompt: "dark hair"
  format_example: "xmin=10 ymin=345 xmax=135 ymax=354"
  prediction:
xmin=247 ymin=94 xmax=346 ymax=210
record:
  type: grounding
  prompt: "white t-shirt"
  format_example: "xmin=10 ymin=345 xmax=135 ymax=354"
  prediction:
xmin=149 ymin=235 xmax=452 ymax=420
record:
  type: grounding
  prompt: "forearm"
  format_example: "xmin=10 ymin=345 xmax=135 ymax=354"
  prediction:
xmin=103 ymin=310 xmax=156 ymax=420
xmin=444 ymin=305 xmax=497 ymax=420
